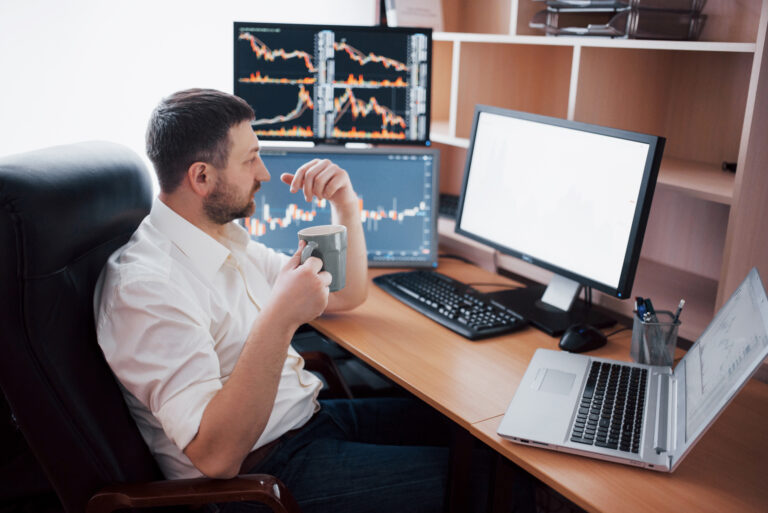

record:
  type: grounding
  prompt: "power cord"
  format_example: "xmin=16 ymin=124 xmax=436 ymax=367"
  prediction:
xmin=604 ymin=327 xmax=631 ymax=338
xmin=466 ymin=282 xmax=521 ymax=290
xmin=438 ymin=253 xmax=472 ymax=264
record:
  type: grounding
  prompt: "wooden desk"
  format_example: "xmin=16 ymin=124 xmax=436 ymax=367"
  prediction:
xmin=311 ymin=259 xmax=768 ymax=513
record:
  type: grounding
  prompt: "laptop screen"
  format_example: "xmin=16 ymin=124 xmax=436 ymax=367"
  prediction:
xmin=681 ymin=268 xmax=768 ymax=440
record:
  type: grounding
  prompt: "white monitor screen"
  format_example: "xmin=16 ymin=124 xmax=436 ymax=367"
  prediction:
xmin=457 ymin=110 xmax=653 ymax=292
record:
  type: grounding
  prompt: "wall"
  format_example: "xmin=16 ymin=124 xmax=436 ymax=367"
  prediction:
xmin=0 ymin=0 xmax=377 ymax=181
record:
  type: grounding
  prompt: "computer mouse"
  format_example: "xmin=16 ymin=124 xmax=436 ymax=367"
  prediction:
xmin=559 ymin=324 xmax=607 ymax=353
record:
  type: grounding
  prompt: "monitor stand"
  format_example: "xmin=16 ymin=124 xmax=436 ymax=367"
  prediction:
xmin=484 ymin=274 xmax=616 ymax=337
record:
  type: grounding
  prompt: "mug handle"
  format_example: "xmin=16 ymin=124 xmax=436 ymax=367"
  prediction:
xmin=300 ymin=240 xmax=319 ymax=264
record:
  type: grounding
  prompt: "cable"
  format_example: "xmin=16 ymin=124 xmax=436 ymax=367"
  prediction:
xmin=466 ymin=282 xmax=521 ymax=290
xmin=438 ymin=253 xmax=472 ymax=264
xmin=604 ymin=327 xmax=631 ymax=338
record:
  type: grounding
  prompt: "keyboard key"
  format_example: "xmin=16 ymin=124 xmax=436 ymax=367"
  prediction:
xmin=569 ymin=361 xmax=649 ymax=452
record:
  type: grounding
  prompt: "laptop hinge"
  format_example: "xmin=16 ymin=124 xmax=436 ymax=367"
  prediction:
xmin=653 ymin=373 xmax=671 ymax=454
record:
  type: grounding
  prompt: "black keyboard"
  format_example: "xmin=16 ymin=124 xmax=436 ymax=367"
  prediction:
xmin=438 ymin=193 xmax=459 ymax=219
xmin=373 ymin=270 xmax=527 ymax=340
xmin=570 ymin=361 xmax=648 ymax=453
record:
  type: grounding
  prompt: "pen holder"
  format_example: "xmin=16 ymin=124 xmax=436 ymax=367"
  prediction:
xmin=630 ymin=311 xmax=680 ymax=367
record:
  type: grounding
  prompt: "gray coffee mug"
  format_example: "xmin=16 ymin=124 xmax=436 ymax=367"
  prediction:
xmin=298 ymin=224 xmax=347 ymax=292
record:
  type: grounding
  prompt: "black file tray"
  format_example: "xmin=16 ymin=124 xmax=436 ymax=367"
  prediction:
xmin=538 ymin=0 xmax=707 ymax=11
xmin=530 ymin=8 xmax=707 ymax=40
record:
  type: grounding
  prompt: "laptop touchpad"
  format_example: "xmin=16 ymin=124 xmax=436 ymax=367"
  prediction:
xmin=537 ymin=368 xmax=576 ymax=395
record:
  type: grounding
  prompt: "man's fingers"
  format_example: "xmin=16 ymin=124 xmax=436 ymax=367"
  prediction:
xmin=301 ymin=256 xmax=324 ymax=274
xmin=318 ymin=271 xmax=332 ymax=288
xmin=322 ymin=173 xmax=346 ymax=200
xmin=283 ymin=240 xmax=305 ymax=269
xmin=294 ymin=159 xmax=320 ymax=176
xmin=290 ymin=166 xmax=306 ymax=194
xmin=285 ymin=159 xmax=346 ymax=204
xmin=303 ymin=160 xmax=329 ymax=202
xmin=291 ymin=159 xmax=319 ymax=193
xmin=313 ymin=167 xmax=335 ymax=198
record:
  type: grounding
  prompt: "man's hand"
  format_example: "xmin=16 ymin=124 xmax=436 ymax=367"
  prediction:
xmin=268 ymin=241 xmax=332 ymax=329
xmin=184 ymin=242 xmax=331 ymax=479
xmin=281 ymin=159 xmax=357 ymax=208
xmin=282 ymin=157 xmax=367 ymax=312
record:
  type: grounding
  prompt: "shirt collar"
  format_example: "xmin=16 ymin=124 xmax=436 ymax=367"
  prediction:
xmin=149 ymin=197 xmax=234 ymax=282
xmin=221 ymin=217 xmax=252 ymax=253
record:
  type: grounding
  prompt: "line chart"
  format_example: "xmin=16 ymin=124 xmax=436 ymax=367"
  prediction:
xmin=333 ymin=41 xmax=408 ymax=71
xmin=331 ymin=126 xmax=407 ymax=140
xmin=333 ymin=88 xmax=406 ymax=130
xmin=335 ymin=74 xmax=407 ymax=88
xmin=252 ymin=85 xmax=314 ymax=126
xmin=234 ymin=24 xmax=430 ymax=141
xmin=239 ymin=72 xmax=316 ymax=85
xmin=238 ymin=32 xmax=316 ymax=73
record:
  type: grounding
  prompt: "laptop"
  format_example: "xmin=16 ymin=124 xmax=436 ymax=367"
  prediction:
xmin=497 ymin=268 xmax=768 ymax=472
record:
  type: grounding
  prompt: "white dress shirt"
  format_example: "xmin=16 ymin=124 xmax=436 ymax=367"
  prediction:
xmin=94 ymin=198 xmax=321 ymax=479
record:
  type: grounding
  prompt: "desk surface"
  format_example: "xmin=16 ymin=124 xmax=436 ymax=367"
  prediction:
xmin=311 ymin=259 xmax=768 ymax=513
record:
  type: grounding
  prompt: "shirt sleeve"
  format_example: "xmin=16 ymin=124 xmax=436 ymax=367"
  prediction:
xmin=97 ymin=278 xmax=222 ymax=452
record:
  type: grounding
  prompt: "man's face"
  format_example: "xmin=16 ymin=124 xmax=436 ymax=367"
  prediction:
xmin=203 ymin=121 xmax=270 ymax=224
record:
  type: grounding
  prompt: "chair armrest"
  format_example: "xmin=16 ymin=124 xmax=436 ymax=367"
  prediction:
xmin=300 ymin=350 xmax=353 ymax=399
xmin=87 ymin=474 xmax=300 ymax=513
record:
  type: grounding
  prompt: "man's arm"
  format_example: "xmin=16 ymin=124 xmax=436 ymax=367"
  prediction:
xmin=281 ymin=159 xmax=368 ymax=312
xmin=183 ymin=247 xmax=331 ymax=479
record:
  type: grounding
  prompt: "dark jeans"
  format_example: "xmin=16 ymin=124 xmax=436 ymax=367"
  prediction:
xmin=217 ymin=397 xmax=459 ymax=513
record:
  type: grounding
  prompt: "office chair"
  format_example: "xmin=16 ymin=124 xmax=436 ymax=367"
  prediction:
xmin=0 ymin=141 xmax=343 ymax=513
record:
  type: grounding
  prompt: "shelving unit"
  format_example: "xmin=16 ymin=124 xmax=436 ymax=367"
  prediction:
xmin=431 ymin=0 xmax=768 ymax=342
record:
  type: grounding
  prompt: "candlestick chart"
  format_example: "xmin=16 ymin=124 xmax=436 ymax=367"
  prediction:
xmin=242 ymin=150 xmax=437 ymax=265
xmin=234 ymin=23 xmax=430 ymax=143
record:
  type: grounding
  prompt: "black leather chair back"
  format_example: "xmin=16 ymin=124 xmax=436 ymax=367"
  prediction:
xmin=0 ymin=142 xmax=161 ymax=513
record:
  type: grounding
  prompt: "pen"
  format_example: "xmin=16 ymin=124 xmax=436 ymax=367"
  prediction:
xmin=636 ymin=296 xmax=647 ymax=320
xmin=672 ymin=299 xmax=685 ymax=323
xmin=644 ymin=298 xmax=658 ymax=322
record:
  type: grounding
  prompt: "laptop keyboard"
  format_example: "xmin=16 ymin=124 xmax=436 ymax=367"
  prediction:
xmin=570 ymin=362 xmax=648 ymax=453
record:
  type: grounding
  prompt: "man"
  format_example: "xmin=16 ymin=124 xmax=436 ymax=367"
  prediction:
xmin=94 ymin=89 xmax=453 ymax=512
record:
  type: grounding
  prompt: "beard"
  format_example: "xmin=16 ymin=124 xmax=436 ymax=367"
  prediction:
xmin=203 ymin=179 xmax=260 ymax=224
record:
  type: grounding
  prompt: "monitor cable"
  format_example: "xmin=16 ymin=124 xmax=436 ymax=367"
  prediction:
xmin=585 ymin=286 xmax=593 ymax=308
xmin=604 ymin=326 xmax=631 ymax=338
xmin=438 ymin=253 xmax=472 ymax=264
xmin=466 ymin=282 xmax=522 ymax=290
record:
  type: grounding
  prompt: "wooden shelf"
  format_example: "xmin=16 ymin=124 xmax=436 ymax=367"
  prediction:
xmin=602 ymin=258 xmax=719 ymax=341
xmin=430 ymin=122 xmax=469 ymax=148
xmin=430 ymin=0 xmax=768 ymax=343
xmin=437 ymin=218 xmax=718 ymax=342
xmin=433 ymin=32 xmax=757 ymax=53
xmin=657 ymin=157 xmax=735 ymax=205
xmin=428 ymin=132 xmax=737 ymax=205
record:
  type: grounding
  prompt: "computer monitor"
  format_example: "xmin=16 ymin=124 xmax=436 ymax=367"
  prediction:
xmin=455 ymin=105 xmax=665 ymax=335
xmin=234 ymin=22 xmax=431 ymax=145
xmin=243 ymin=146 xmax=439 ymax=267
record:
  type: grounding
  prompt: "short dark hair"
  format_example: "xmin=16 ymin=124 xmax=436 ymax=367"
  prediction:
xmin=146 ymin=89 xmax=254 ymax=193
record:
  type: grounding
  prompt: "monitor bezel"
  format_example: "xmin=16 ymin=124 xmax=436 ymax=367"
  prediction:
xmin=254 ymin=144 xmax=441 ymax=268
xmin=233 ymin=21 xmax=433 ymax=146
xmin=454 ymin=105 xmax=665 ymax=299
